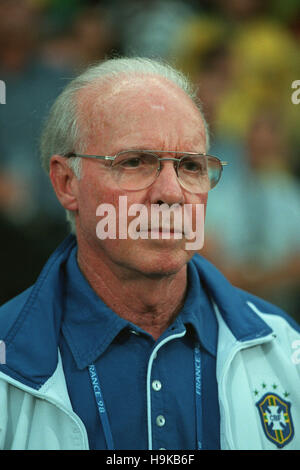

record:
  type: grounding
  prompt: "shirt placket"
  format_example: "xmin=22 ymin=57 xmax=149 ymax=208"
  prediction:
xmin=150 ymin=350 xmax=167 ymax=450
xmin=146 ymin=327 xmax=186 ymax=450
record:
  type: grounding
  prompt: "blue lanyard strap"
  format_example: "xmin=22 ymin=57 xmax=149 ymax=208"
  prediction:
xmin=88 ymin=364 xmax=114 ymax=450
xmin=89 ymin=343 xmax=202 ymax=450
xmin=194 ymin=343 xmax=202 ymax=450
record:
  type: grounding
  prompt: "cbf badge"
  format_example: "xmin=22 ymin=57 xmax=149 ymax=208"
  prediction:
xmin=256 ymin=393 xmax=294 ymax=448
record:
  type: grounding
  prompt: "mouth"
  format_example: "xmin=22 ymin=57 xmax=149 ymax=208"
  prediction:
xmin=138 ymin=226 xmax=184 ymax=238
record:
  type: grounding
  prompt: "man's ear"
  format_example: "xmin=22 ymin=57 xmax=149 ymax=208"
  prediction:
xmin=49 ymin=155 xmax=79 ymax=212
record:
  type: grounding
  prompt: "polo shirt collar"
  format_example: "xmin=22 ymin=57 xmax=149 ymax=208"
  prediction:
xmin=180 ymin=261 xmax=218 ymax=357
xmin=61 ymin=246 xmax=130 ymax=370
xmin=62 ymin=247 xmax=217 ymax=370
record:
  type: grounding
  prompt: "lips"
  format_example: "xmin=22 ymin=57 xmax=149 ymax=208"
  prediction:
xmin=137 ymin=226 xmax=184 ymax=240
xmin=149 ymin=225 xmax=182 ymax=232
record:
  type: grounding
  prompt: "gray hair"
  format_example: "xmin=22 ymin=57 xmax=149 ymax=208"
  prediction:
xmin=40 ymin=57 xmax=210 ymax=233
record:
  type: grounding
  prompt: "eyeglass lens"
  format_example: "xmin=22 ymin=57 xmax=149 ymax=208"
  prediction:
xmin=110 ymin=151 xmax=222 ymax=192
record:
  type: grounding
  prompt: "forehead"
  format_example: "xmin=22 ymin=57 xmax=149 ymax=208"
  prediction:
xmin=78 ymin=75 xmax=206 ymax=153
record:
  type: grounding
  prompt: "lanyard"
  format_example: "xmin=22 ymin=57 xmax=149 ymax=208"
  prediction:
xmin=88 ymin=343 xmax=202 ymax=450
xmin=88 ymin=364 xmax=114 ymax=450
xmin=194 ymin=343 xmax=202 ymax=450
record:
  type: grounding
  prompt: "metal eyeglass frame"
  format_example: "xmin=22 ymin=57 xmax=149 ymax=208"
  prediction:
xmin=64 ymin=149 xmax=228 ymax=190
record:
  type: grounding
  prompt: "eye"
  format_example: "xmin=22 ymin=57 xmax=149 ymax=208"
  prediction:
xmin=120 ymin=157 xmax=142 ymax=168
xmin=180 ymin=157 xmax=206 ymax=173
xmin=114 ymin=152 xmax=156 ymax=170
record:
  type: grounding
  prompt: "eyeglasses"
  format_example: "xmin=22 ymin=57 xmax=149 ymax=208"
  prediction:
xmin=64 ymin=150 xmax=228 ymax=193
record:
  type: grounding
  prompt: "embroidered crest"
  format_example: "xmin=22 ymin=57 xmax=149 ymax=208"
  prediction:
xmin=256 ymin=392 xmax=294 ymax=448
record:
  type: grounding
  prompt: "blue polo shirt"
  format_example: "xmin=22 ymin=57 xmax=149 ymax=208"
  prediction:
xmin=59 ymin=247 xmax=220 ymax=450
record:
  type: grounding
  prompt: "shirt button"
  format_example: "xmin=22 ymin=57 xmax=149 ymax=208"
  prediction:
xmin=156 ymin=415 xmax=165 ymax=427
xmin=152 ymin=380 xmax=162 ymax=391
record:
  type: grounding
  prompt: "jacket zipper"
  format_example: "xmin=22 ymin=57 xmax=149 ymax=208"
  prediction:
xmin=218 ymin=334 xmax=275 ymax=449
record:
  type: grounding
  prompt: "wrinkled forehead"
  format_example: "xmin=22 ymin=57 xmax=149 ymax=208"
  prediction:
xmin=76 ymin=74 xmax=206 ymax=152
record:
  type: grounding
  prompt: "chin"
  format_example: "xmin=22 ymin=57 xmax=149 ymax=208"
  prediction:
xmin=125 ymin=243 xmax=192 ymax=278
xmin=95 ymin=237 xmax=193 ymax=278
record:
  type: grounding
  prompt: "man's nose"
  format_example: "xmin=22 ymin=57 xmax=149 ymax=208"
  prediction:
xmin=148 ymin=160 xmax=184 ymax=205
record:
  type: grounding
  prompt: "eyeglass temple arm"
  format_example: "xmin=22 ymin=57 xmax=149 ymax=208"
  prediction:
xmin=64 ymin=153 xmax=114 ymax=161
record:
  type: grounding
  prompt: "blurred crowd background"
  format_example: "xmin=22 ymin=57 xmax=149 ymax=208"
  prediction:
xmin=0 ymin=0 xmax=299 ymax=321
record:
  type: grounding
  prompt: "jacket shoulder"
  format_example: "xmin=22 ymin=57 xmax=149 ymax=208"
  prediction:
xmin=236 ymin=287 xmax=300 ymax=334
xmin=191 ymin=254 xmax=300 ymax=336
xmin=0 ymin=235 xmax=76 ymax=341
xmin=0 ymin=287 xmax=33 ymax=338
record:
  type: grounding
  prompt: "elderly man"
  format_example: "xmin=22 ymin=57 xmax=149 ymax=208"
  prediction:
xmin=0 ymin=57 xmax=300 ymax=451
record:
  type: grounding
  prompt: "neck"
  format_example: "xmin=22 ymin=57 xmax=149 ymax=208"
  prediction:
xmin=77 ymin=243 xmax=188 ymax=341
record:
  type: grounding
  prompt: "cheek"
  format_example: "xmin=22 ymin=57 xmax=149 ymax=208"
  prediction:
xmin=187 ymin=192 xmax=208 ymax=212
xmin=185 ymin=193 xmax=207 ymax=233
xmin=78 ymin=165 xmax=119 ymax=211
xmin=76 ymin=179 xmax=112 ymax=233
xmin=78 ymin=180 xmax=100 ymax=218
xmin=81 ymin=183 xmax=146 ymax=238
